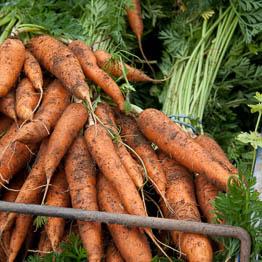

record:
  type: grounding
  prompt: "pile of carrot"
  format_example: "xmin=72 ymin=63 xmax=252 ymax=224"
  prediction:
xmin=0 ymin=32 xmax=237 ymax=262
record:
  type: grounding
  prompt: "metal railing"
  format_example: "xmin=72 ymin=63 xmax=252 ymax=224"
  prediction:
xmin=0 ymin=201 xmax=251 ymax=262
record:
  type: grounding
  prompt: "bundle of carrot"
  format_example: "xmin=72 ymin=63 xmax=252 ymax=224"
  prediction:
xmin=0 ymin=32 xmax=239 ymax=262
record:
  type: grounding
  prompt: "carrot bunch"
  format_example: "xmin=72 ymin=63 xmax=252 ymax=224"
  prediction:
xmin=0 ymin=34 xmax=237 ymax=262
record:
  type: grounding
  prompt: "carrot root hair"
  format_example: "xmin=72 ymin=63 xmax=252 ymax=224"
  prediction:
xmin=41 ymin=177 xmax=51 ymax=205
xmin=138 ymin=37 xmax=155 ymax=77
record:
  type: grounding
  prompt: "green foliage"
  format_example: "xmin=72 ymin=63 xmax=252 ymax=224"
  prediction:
xmin=151 ymin=256 xmax=183 ymax=262
xmin=237 ymin=131 xmax=262 ymax=149
xmin=26 ymin=233 xmax=87 ymax=262
xmin=213 ymin=168 xmax=262 ymax=261
xmin=33 ymin=216 xmax=48 ymax=230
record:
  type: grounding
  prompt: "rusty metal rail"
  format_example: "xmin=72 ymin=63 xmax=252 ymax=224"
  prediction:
xmin=0 ymin=201 xmax=251 ymax=262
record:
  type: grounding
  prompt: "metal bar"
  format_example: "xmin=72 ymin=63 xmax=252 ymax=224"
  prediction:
xmin=0 ymin=201 xmax=251 ymax=261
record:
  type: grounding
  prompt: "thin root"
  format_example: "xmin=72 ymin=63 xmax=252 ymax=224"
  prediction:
xmin=41 ymin=177 xmax=51 ymax=205
xmin=138 ymin=38 xmax=155 ymax=77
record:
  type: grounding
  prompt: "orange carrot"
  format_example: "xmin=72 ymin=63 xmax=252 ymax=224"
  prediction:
xmin=95 ymin=103 xmax=143 ymax=188
xmin=65 ymin=136 xmax=103 ymax=261
xmin=69 ymin=40 xmax=125 ymax=111
xmin=38 ymin=230 xmax=52 ymax=256
xmin=98 ymin=174 xmax=152 ymax=262
xmin=159 ymin=153 xmax=213 ymax=262
xmin=15 ymin=78 xmax=39 ymax=121
xmin=195 ymin=134 xmax=238 ymax=174
xmin=0 ymin=91 xmax=17 ymax=121
xmin=3 ymin=139 xmax=48 ymax=232
xmin=14 ymin=79 xmax=70 ymax=144
xmin=0 ymin=171 xmax=27 ymax=224
xmin=45 ymin=170 xmax=70 ymax=251
xmin=106 ymin=242 xmax=124 ymax=262
xmin=0 ymin=115 xmax=12 ymax=135
xmin=85 ymin=124 xmax=146 ymax=217
xmin=0 ymin=122 xmax=17 ymax=149
xmin=126 ymin=0 xmax=143 ymax=43
xmin=8 ymin=214 xmax=33 ymax=262
xmin=0 ymin=39 xmax=25 ymax=97
xmin=126 ymin=0 xmax=154 ymax=74
xmin=0 ymin=172 xmax=26 ymax=257
xmin=195 ymin=174 xmax=219 ymax=223
xmin=116 ymin=113 xmax=166 ymax=197
xmin=94 ymin=50 xmax=154 ymax=82
xmin=0 ymin=123 xmax=36 ymax=188
xmin=23 ymin=50 xmax=43 ymax=91
xmin=43 ymin=103 xmax=88 ymax=204
xmin=29 ymin=35 xmax=91 ymax=103
xmin=138 ymin=109 xmax=234 ymax=191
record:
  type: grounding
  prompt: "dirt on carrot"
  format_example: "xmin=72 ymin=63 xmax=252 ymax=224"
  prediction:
xmin=95 ymin=103 xmax=143 ymax=188
xmin=8 ymin=214 xmax=33 ymax=262
xmin=94 ymin=50 xmax=154 ymax=82
xmin=0 ymin=39 xmax=25 ymax=97
xmin=0 ymin=123 xmax=37 ymax=188
xmin=38 ymin=230 xmax=52 ymax=256
xmin=195 ymin=174 xmax=220 ymax=223
xmin=14 ymin=79 xmax=70 ymax=144
xmin=106 ymin=242 xmax=124 ymax=262
xmin=23 ymin=50 xmax=43 ymax=91
xmin=16 ymin=78 xmax=39 ymax=121
xmin=116 ymin=113 xmax=166 ymax=197
xmin=97 ymin=174 xmax=152 ymax=262
xmin=0 ymin=91 xmax=17 ymax=121
xmin=0 ymin=114 xmax=12 ymax=135
xmin=65 ymin=136 xmax=102 ymax=262
xmin=43 ymin=103 xmax=88 ymax=204
xmin=29 ymin=35 xmax=90 ymax=102
xmin=85 ymin=123 xmax=146 ymax=217
xmin=69 ymin=40 xmax=125 ymax=111
xmin=195 ymin=134 xmax=238 ymax=174
xmin=138 ymin=108 xmax=234 ymax=191
xmin=159 ymin=153 xmax=213 ymax=262
xmin=45 ymin=170 xmax=70 ymax=251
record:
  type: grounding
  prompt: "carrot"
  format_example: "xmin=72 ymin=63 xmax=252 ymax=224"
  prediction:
xmin=29 ymin=35 xmax=91 ymax=104
xmin=0 ymin=171 xmax=27 ymax=224
xmin=94 ymin=50 xmax=154 ymax=82
xmin=195 ymin=174 xmax=219 ymax=223
xmin=0 ymin=91 xmax=17 ymax=121
xmin=195 ymin=134 xmax=238 ymax=174
xmin=85 ymin=124 xmax=146 ymax=217
xmin=68 ymin=40 xmax=125 ymax=111
xmin=65 ymin=136 xmax=103 ymax=261
xmin=116 ymin=113 xmax=166 ymax=197
xmin=159 ymin=153 xmax=213 ymax=262
xmin=138 ymin=109 xmax=234 ymax=191
xmin=45 ymin=170 xmax=70 ymax=251
xmin=0 ymin=122 xmax=17 ymax=149
xmin=43 ymin=103 xmax=88 ymax=204
xmin=126 ymin=0 xmax=154 ymax=74
xmin=97 ymin=174 xmax=152 ymax=262
xmin=158 ymin=153 xmax=201 ymax=221
xmin=38 ymin=230 xmax=52 ymax=256
xmin=8 ymin=214 xmax=33 ymax=262
xmin=23 ymin=50 xmax=43 ymax=91
xmin=2 ymin=139 xmax=48 ymax=232
xmin=15 ymin=78 xmax=39 ymax=121
xmin=0 ymin=115 xmax=12 ymax=136
xmin=0 ymin=39 xmax=25 ymax=97
xmin=95 ymin=103 xmax=143 ymax=188
xmin=14 ymin=79 xmax=70 ymax=144
xmin=0 ymin=123 xmax=36 ymax=188
xmin=106 ymin=242 xmax=124 ymax=262
xmin=0 ymin=172 xmax=26 ymax=258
